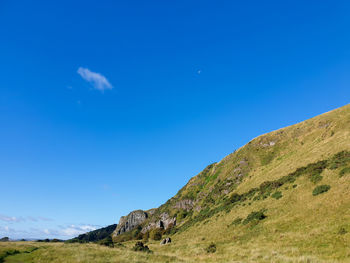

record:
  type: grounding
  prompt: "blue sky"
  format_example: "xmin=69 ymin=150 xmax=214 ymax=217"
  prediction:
xmin=1 ymin=0 xmax=350 ymax=239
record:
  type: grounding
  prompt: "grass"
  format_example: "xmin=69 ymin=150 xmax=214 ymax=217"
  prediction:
xmin=3 ymin=104 xmax=350 ymax=262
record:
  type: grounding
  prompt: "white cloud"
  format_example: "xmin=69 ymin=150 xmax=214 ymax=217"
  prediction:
xmin=0 ymin=214 xmax=24 ymax=222
xmin=0 ymin=214 xmax=53 ymax=223
xmin=59 ymin=224 xmax=98 ymax=237
xmin=77 ymin=67 xmax=113 ymax=92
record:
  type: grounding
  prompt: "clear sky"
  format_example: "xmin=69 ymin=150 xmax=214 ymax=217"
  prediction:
xmin=1 ymin=0 xmax=350 ymax=239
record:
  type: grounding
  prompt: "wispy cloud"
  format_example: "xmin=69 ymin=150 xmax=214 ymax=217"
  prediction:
xmin=0 ymin=214 xmax=53 ymax=223
xmin=77 ymin=67 xmax=113 ymax=92
xmin=0 ymin=214 xmax=24 ymax=223
xmin=27 ymin=216 xmax=53 ymax=222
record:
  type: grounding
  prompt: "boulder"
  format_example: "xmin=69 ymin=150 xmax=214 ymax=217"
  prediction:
xmin=160 ymin=237 xmax=171 ymax=245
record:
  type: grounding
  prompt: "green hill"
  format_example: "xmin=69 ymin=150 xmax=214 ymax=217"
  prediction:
xmin=68 ymin=224 xmax=117 ymax=243
xmin=111 ymin=103 xmax=350 ymax=261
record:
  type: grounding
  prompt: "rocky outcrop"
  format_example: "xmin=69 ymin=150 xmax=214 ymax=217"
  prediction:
xmin=142 ymin=212 xmax=176 ymax=233
xmin=173 ymin=199 xmax=194 ymax=211
xmin=113 ymin=210 xmax=148 ymax=236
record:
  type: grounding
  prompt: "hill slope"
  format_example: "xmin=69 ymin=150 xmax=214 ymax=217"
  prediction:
xmin=68 ymin=224 xmax=117 ymax=243
xmin=110 ymin=104 xmax=350 ymax=261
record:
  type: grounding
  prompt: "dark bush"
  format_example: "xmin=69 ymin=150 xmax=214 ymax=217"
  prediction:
xmin=312 ymin=185 xmax=331 ymax=196
xmin=271 ymin=191 xmax=282 ymax=200
xmin=339 ymin=167 xmax=350 ymax=177
xmin=232 ymin=217 xmax=242 ymax=225
xmin=259 ymin=181 xmax=283 ymax=194
xmin=243 ymin=210 xmax=267 ymax=225
xmin=150 ymin=229 xmax=162 ymax=241
xmin=328 ymin=151 xmax=350 ymax=170
xmin=132 ymin=241 xmax=151 ymax=253
xmin=309 ymin=173 xmax=323 ymax=184
xmin=98 ymin=236 xmax=114 ymax=247
xmin=206 ymin=242 xmax=216 ymax=253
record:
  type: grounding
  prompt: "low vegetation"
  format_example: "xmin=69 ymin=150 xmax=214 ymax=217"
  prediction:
xmin=132 ymin=241 xmax=151 ymax=253
xmin=271 ymin=191 xmax=282 ymax=200
xmin=242 ymin=210 xmax=267 ymax=225
xmin=312 ymin=185 xmax=331 ymax=196
xmin=339 ymin=167 xmax=350 ymax=177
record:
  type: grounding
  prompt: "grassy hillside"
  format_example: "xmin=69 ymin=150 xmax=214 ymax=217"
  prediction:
xmin=3 ymin=104 xmax=350 ymax=262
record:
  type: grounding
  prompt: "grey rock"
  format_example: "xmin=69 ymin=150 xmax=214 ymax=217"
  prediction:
xmin=113 ymin=210 xmax=148 ymax=236
xmin=174 ymin=199 xmax=194 ymax=211
xmin=142 ymin=212 xmax=176 ymax=233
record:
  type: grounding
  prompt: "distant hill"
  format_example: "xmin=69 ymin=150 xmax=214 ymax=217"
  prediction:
xmin=68 ymin=224 xmax=117 ymax=243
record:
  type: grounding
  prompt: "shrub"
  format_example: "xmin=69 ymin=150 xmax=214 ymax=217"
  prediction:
xmin=312 ymin=185 xmax=331 ymax=196
xmin=132 ymin=226 xmax=143 ymax=239
xmin=150 ymin=229 xmax=162 ymax=241
xmin=271 ymin=191 xmax=282 ymax=200
xmin=339 ymin=167 xmax=350 ymax=177
xmin=328 ymin=151 xmax=350 ymax=170
xmin=309 ymin=173 xmax=323 ymax=184
xmin=243 ymin=210 xmax=267 ymax=225
xmin=232 ymin=217 xmax=242 ymax=225
xmin=259 ymin=181 xmax=283 ymax=194
xmin=206 ymin=242 xmax=216 ymax=253
xmin=98 ymin=236 xmax=114 ymax=247
xmin=132 ymin=241 xmax=151 ymax=253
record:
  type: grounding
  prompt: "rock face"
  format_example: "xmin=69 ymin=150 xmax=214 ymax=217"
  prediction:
xmin=142 ymin=212 xmax=176 ymax=233
xmin=112 ymin=209 xmax=177 ymax=237
xmin=113 ymin=210 xmax=148 ymax=236
xmin=173 ymin=199 xmax=194 ymax=211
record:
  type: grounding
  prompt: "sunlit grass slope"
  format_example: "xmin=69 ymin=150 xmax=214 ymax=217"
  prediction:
xmin=2 ymin=104 xmax=350 ymax=262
